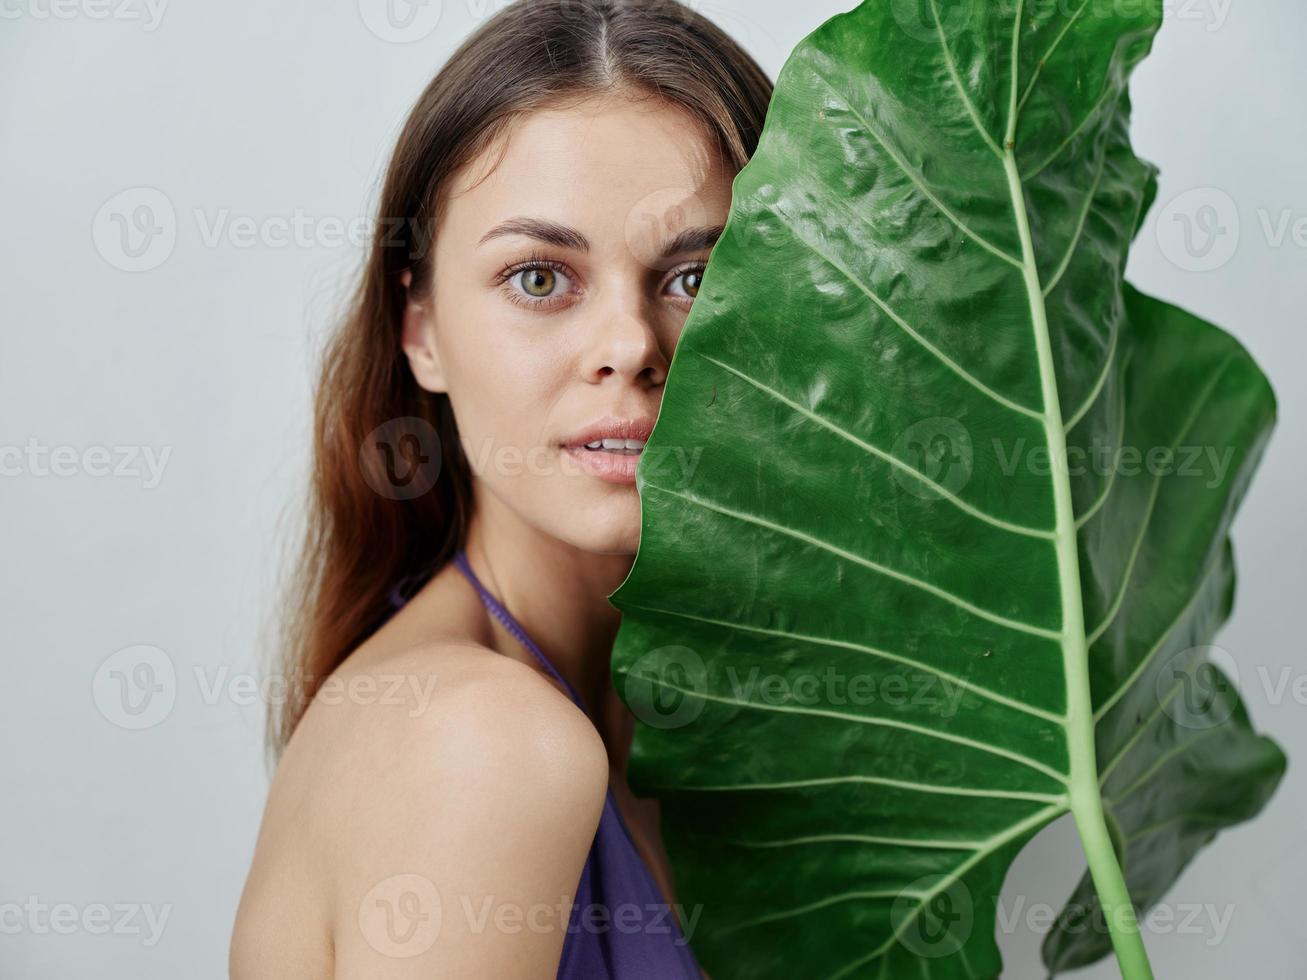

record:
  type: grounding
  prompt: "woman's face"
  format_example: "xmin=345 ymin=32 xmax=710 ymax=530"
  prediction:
xmin=403 ymin=93 xmax=735 ymax=556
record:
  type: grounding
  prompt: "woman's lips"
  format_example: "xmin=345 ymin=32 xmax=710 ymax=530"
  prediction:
xmin=563 ymin=444 xmax=641 ymax=485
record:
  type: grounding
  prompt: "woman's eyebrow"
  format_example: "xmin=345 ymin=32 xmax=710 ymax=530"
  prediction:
xmin=477 ymin=217 xmax=725 ymax=258
xmin=661 ymin=225 xmax=724 ymax=258
xmin=478 ymin=217 xmax=590 ymax=251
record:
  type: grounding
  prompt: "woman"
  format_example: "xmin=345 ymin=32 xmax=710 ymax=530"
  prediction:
xmin=230 ymin=1 xmax=773 ymax=976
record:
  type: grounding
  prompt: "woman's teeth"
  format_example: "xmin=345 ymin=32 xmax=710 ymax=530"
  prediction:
xmin=583 ymin=438 xmax=646 ymax=454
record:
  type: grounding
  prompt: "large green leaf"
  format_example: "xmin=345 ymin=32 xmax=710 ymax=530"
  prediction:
xmin=609 ymin=1 xmax=1283 ymax=977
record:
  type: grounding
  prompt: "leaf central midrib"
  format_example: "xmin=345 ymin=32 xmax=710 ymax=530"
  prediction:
xmin=999 ymin=5 xmax=1155 ymax=977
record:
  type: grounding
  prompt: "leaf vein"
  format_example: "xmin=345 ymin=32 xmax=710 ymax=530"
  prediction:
xmin=1015 ymin=0 xmax=1092 ymax=117
xmin=646 ymin=483 xmax=1064 ymax=641
xmin=762 ymin=206 xmax=1044 ymax=421
xmin=825 ymin=804 xmax=1064 ymax=978
xmin=643 ymin=774 xmax=1064 ymax=804
xmin=805 ymin=66 xmax=1024 ymax=270
xmin=1085 ymin=358 xmax=1235 ymax=645
xmin=637 ymin=676 xmax=1069 ymax=784
xmin=927 ymin=0 xmax=1006 ymax=159
xmin=619 ymin=599 xmax=1065 ymax=724
xmin=1043 ymin=145 xmax=1109 ymax=300
xmin=717 ymin=832 xmax=983 ymax=852
xmin=697 ymin=351 xmax=1054 ymax=539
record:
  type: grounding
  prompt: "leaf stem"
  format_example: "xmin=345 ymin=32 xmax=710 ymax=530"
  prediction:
xmin=1001 ymin=146 xmax=1155 ymax=980
xmin=1070 ymin=783 xmax=1155 ymax=979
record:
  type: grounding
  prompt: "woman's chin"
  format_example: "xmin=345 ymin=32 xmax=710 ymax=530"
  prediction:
xmin=551 ymin=493 xmax=642 ymax=556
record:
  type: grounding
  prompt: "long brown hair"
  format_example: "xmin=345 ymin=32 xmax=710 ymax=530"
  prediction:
xmin=268 ymin=0 xmax=774 ymax=761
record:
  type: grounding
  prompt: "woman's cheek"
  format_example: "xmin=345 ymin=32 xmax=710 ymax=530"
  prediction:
xmin=456 ymin=338 xmax=573 ymax=484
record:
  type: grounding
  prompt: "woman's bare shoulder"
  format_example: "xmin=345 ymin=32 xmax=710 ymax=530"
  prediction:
xmin=230 ymin=642 xmax=610 ymax=979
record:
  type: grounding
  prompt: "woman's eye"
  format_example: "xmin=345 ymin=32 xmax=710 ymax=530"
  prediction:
xmin=669 ymin=268 xmax=704 ymax=300
xmin=517 ymin=266 xmax=565 ymax=298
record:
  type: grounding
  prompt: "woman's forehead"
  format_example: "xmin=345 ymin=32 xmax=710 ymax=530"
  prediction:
xmin=442 ymin=95 xmax=732 ymax=238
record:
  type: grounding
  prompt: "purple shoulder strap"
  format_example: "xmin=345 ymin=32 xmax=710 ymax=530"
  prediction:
xmin=451 ymin=549 xmax=585 ymax=709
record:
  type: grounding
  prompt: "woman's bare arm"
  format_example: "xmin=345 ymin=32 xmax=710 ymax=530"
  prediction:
xmin=231 ymin=646 xmax=609 ymax=979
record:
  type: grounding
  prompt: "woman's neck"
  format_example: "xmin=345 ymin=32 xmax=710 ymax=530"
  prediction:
xmin=459 ymin=494 xmax=637 ymax=753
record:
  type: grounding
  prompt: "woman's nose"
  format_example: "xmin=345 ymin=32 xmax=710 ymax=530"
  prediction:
xmin=580 ymin=299 xmax=670 ymax=387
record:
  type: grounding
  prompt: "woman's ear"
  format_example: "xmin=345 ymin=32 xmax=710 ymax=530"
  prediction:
xmin=399 ymin=268 xmax=448 ymax=393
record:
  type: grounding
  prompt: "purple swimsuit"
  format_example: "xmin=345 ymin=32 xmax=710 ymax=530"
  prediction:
xmin=386 ymin=548 xmax=703 ymax=979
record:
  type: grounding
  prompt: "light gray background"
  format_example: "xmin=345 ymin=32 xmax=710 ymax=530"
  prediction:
xmin=1 ymin=1 xmax=1302 ymax=977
